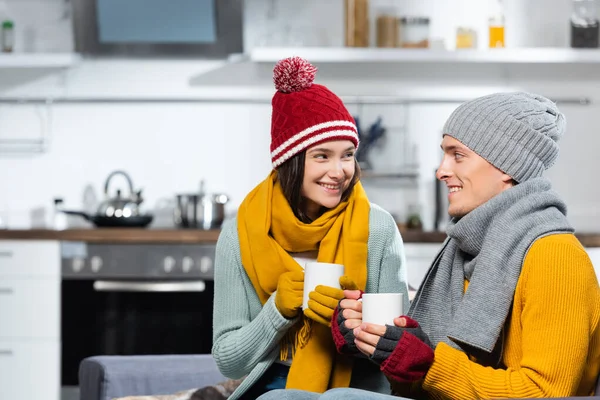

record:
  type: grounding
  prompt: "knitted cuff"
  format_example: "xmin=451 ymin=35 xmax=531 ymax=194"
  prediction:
xmin=380 ymin=332 xmax=435 ymax=383
xmin=331 ymin=306 xmax=359 ymax=355
xmin=370 ymin=317 xmax=433 ymax=366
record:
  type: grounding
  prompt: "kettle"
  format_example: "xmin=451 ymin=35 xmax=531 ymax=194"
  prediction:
xmin=97 ymin=170 xmax=144 ymax=218
xmin=60 ymin=170 xmax=154 ymax=228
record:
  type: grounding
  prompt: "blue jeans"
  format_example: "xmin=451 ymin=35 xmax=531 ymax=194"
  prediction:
xmin=257 ymin=388 xmax=405 ymax=400
xmin=242 ymin=363 xmax=290 ymax=399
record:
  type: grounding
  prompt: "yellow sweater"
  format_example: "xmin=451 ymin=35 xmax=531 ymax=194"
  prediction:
xmin=422 ymin=234 xmax=600 ymax=399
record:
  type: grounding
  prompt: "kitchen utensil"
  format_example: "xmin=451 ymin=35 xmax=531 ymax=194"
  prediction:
xmin=356 ymin=116 xmax=386 ymax=170
xmin=433 ymin=168 xmax=450 ymax=231
xmin=174 ymin=181 xmax=229 ymax=230
xmin=61 ymin=170 xmax=153 ymax=228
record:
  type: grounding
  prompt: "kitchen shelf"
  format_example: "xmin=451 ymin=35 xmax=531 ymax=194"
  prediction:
xmin=0 ymin=53 xmax=81 ymax=69
xmin=248 ymin=47 xmax=600 ymax=65
xmin=361 ymin=170 xmax=419 ymax=179
xmin=190 ymin=47 xmax=600 ymax=93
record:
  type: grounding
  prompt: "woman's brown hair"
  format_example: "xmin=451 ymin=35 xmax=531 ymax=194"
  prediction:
xmin=277 ymin=150 xmax=361 ymax=223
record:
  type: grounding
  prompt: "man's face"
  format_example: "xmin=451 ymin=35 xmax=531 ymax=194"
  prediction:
xmin=436 ymin=135 xmax=514 ymax=218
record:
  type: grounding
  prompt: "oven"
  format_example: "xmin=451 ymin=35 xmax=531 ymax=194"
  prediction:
xmin=60 ymin=242 xmax=215 ymax=394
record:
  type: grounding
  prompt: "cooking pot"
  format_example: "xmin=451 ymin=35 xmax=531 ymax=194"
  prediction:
xmin=61 ymin=170 xmax=154 ymax=228
xmin=174 ymin=190 xmax=229 ymax=230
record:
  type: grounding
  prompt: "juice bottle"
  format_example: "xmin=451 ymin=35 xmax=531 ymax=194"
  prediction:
xmin=488 ymin=0 xmax=505 ymax=48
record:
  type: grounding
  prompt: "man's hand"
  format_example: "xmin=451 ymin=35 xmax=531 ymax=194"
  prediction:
xmin=354 ymin=316 xmax=435 ymax=383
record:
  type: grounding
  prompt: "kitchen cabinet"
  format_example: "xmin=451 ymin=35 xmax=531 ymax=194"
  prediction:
xmin=0 ymin=240 xmax=60 ymax=400
xmin=404 ymin=243 xmax=442 ymax=291
xmin=0 ymin=53 xmax=80 ymax=69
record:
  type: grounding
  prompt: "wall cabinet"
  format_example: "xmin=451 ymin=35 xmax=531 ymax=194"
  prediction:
xmin=0 ymin=240 xmax=60 ymax=400
xmin=404 ymin=243 xmax=442 ymax=292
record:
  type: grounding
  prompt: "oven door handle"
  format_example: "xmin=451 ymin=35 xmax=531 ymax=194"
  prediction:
xmin=93 ymin=280 xmax=206 ymax=292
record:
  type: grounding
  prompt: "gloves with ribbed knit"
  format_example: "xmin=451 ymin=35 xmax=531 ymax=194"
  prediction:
xmin=370 ymin=316 xmax=435 ymax=383
xmin=331 ymin=303 xmax=360 ymax=355
xmin=274 ymin=270 xmax=304 ymax=319
xmin=304 ymin=275 xmax=358 ymax=327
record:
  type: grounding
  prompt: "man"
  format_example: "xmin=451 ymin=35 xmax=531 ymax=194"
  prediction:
xmin=258 ymin=92 xmax=600 ymax=400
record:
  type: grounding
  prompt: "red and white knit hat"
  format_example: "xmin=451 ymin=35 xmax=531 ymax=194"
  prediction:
xmin=270 ymin=57 xmax=359 ymax=168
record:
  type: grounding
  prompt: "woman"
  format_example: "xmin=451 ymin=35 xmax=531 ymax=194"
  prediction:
xmin=211 ymin=57 xmax=409 ymax=399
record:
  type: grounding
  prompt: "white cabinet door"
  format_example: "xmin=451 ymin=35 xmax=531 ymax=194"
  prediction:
xmin=404 ymin=243 xmax=442 ymax=291
xmin=586 ymin=247 xmax=600 ymax=281
xmin=0 ymin=279 xmax=59 ymax=339
xmin=0 ymin=240 xmax=60 ymax=400
xmin=0 ymin=240 xmax=60 ymax=277
xmin=0 ymin=340 xmax=59 ymax=400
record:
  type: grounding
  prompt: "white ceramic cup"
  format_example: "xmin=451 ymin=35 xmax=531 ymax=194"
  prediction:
xmin=361 ymin=293 xmax=403 ymax=326
xmin=302 ymin=262 xmax=344 ymax=310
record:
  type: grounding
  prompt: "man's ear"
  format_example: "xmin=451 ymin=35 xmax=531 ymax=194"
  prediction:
xmin=501 ymin=173 xmax=516 ymax=186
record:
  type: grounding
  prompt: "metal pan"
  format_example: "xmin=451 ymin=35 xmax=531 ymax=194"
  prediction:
xmin=61 ymin=210 xmax=153 ymax=228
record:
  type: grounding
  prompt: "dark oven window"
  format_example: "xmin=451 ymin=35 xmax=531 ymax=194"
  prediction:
xmin=61 ymin=280 xmax=214 ymax=386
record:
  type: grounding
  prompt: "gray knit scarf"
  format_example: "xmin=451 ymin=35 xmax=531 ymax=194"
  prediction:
xmin=409 ymin=177 xmax=573 ymax=361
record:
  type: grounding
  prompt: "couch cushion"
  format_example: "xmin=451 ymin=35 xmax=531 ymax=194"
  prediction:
xmin=79 ymin=354 xmax=225 ymax=400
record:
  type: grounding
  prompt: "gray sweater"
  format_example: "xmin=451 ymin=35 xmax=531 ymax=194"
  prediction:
xmin=211 ymin=203 xmax=409 ymax=399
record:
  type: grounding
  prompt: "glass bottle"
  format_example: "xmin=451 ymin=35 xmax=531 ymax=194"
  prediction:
xmin=488 ymin=0 xmax=505 ymax=48
xmin=1 ymin=19 xmax=14 ymax=53
xmin=571 ymin=0 xmax=599 ymax=48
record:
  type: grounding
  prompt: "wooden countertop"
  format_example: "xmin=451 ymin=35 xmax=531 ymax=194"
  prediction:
xmin=0 ymin=228 xmax=599 ymax=247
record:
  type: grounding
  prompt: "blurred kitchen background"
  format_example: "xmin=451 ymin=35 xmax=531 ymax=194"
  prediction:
xmin=0 ymin=0 xmax=598 ymax=233
xmin=2 ymin=1 xmax=600 ymax=400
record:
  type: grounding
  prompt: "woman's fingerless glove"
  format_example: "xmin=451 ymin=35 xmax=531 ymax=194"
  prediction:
xmin=331 ymin=305 xmax=359 ymax=355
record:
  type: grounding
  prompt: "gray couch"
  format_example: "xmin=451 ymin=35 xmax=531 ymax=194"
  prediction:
xmin=79 ymin=354 xmax=226 ymax=400
xmin=79 ymin=354 xmax=600 ymax=400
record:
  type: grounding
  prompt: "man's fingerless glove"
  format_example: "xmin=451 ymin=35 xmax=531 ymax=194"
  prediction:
xmin=370 ymin=316 xmax=435 ymax=383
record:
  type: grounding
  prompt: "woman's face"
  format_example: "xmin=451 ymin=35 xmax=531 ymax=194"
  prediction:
xmin=301 ymin=140 xmax=356 ymax=220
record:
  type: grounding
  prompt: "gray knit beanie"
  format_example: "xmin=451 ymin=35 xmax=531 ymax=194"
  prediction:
xmin=442 ymin=91 xmax=566 ymax=183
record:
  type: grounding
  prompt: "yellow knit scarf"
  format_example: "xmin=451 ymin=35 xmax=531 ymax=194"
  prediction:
xmin=237 ymin=170 xmax=370 ymax=393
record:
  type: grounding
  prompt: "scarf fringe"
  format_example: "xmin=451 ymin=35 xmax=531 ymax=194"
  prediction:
xmin=279 ymin=317 xmax=313 ymax=361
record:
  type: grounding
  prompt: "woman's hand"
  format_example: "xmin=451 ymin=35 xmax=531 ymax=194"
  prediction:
xmin=331 ymin=289 xmax=363 ymax=355
xmin=339 ymin=289 xmax=363 ymax=329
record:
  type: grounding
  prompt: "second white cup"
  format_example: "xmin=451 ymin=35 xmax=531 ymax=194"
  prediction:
xmin=302 ymin=262 xmax=344 ymax=310
xmin=361 ymin=293 xmax=403 ymax=326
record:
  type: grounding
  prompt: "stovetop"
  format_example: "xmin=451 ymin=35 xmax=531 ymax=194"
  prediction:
xmin=60 ymin=242 xmax=216 ymax=279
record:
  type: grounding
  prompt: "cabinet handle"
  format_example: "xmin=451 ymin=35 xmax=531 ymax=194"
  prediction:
xmin=0 ymin=350 xmax=13 ymax=356
xmin=0 ymin=287 xmax=14 ymax=294
xmin=0 ymin=251 xmax=13 ymax=258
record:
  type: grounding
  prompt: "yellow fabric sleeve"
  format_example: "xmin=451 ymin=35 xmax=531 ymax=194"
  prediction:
xmin=423 ymin=234 xmax=600 ymax=399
